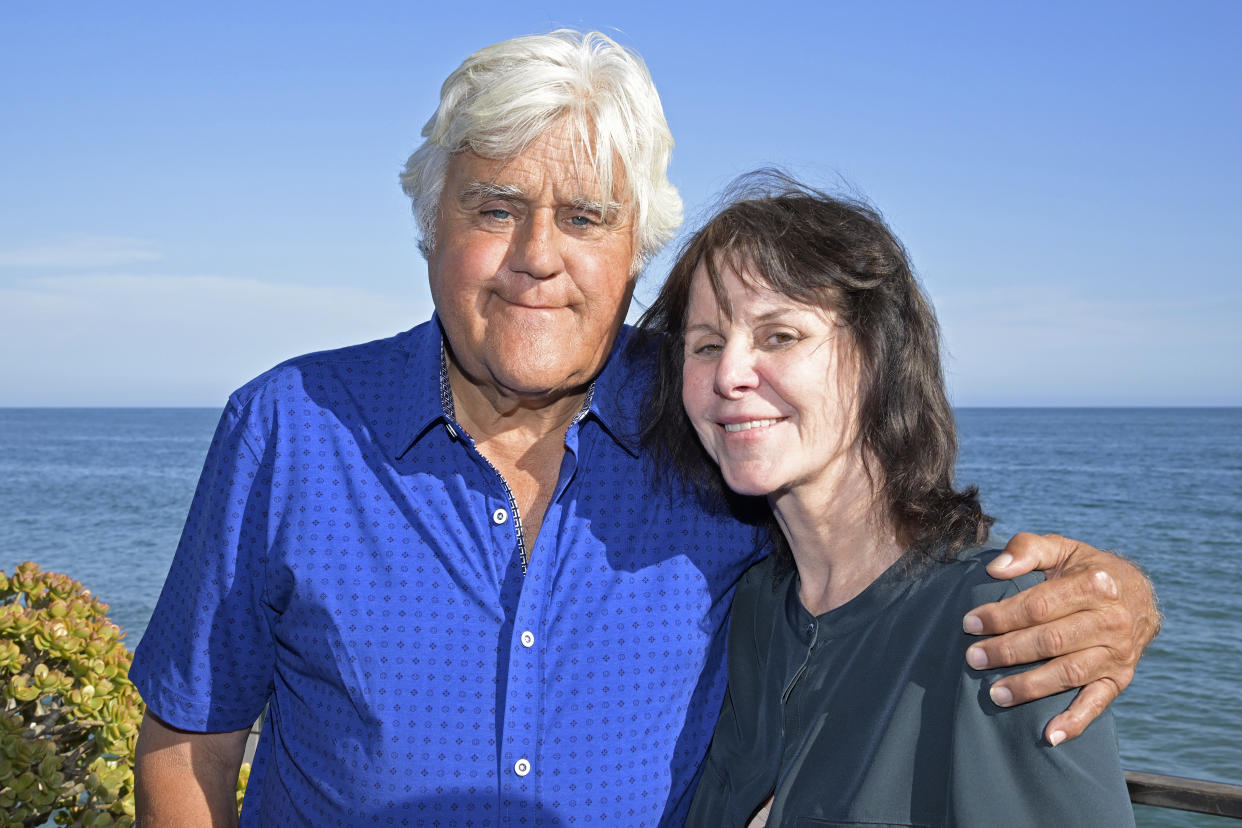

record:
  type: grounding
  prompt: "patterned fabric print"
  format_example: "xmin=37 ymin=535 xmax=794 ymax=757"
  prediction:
xmin=131 ymin=319 xmax=764 ymax=826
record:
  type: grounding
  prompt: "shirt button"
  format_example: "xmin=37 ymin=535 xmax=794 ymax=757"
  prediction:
xmin=520 ymin=630 xmax=535 ymax=648
xmin=492 ymin=508 xmax=508 ymax=525
xmin=514 ymin=758 xmax=531 ymax=777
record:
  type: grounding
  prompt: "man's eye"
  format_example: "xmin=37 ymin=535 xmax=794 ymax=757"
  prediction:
xmin=483 ymin=209 xmax=512 ymax=220
xmin=569 ymin=214 xmax=599 ymax=227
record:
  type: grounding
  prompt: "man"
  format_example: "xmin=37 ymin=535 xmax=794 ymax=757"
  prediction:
xmin=131 ymin=30 xmax=1158 ymax=826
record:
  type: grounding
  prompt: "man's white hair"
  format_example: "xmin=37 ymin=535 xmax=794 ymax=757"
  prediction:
xmin=400 ymin=30 xmax=682 ymax=270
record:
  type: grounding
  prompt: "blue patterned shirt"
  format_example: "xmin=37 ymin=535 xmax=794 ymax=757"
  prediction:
xmin=130 ymin=318 xmax=764 ymax=826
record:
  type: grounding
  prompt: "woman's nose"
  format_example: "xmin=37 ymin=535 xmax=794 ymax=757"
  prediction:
xmin=714 ymin=341 xmax=760 ymax=398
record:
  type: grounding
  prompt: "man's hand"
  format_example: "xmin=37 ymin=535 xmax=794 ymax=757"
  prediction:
xmin=962 ymin=532 xmax=1160 ymax=746
xmin=135 ymin=711 xmax=250 ymax=827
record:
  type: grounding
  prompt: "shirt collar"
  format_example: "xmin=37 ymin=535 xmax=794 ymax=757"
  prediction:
xmin=584 ymin=324 xmax=646 ymax=457
xmin=783 ymin=553 xmax=915 ymax=642
xmin=394 ymin=316 xmax=647 ymax=459
xmin=390 ymin=315 xmax=452 ymax=459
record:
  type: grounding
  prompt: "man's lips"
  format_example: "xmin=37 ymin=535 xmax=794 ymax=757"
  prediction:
xmin=500 ymin=296 xmax=568 ymax=311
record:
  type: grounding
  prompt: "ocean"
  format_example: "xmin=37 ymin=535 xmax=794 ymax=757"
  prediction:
xmin=2 ymin=406 xmax=1239 ymax=826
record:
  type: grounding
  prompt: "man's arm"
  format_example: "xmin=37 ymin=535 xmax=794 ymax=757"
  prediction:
xmin=135 ymin=710 xmax=250 ymax=827
xmin=961 ymin=532 xmax=1161 ymax=746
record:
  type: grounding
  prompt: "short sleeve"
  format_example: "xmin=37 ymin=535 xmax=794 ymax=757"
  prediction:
xmin=129 ymin=396 xmax=276 ymax=732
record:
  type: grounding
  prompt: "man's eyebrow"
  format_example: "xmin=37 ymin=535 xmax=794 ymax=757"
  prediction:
xmin=570 ymin=196 xmax=623 ymax=215
xmin=457 ymin=182 xmax=526 ymax=203
xmin=456 ymin=185 xmax=624 ymax=220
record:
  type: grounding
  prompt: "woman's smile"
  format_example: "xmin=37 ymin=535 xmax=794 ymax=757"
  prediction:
xmin=721 ymin=417 xmax=785 ymax=433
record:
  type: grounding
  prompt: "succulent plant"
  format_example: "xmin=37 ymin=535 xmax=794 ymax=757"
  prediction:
xmin=0 ymin=562 xmax=143 ymax=827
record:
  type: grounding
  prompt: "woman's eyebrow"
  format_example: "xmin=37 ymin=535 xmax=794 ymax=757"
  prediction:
xmin=745 ymin=307 xmax=806 ymax=325
xmin=684 ymin=321 xmax=720 ymax=334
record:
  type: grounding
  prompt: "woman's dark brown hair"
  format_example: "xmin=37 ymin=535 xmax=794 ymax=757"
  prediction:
xmin=638 ymin=170 xmax=992 ymax=561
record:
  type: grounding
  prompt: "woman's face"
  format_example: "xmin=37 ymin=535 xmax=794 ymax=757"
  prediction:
xmin=681 ymin=258 xmax=864 ymax=500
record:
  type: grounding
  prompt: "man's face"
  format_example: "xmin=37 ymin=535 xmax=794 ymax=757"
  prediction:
xmin=428 ymin=126 xmax=638 ymax=407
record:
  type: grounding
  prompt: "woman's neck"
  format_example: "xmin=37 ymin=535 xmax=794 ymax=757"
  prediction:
xmin=770 ymin=455 xmax=905 ymax=617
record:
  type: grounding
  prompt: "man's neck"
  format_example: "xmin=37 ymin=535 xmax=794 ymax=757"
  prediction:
xmin=445 ymin=357 xmax=589 ymax=557
xmin=446 ymin=358 xmax=589 ymax=446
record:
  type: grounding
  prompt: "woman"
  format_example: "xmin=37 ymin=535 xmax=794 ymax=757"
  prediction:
xmin=640 ymin=172 xmax=1134 ymax=827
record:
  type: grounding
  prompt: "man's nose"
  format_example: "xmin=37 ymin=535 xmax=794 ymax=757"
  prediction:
xmin=714 ymin=341 xmax=760 ymax=398
xmin=508 ymin=210 xmax=563 ymax=279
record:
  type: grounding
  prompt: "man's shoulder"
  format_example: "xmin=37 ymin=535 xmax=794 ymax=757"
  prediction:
xmin=230 ymin=324 xmax=427 ymax=410
xmin=597 ymin=324 xmax=657 ymax=389
xmin=211 ymin=322 xmax=439 ymax=460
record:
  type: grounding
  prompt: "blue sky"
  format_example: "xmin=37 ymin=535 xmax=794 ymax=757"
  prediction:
xmin=2 ymin=1 xmax=1239 ymax=406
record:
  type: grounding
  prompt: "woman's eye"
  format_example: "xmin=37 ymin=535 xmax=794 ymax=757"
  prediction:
xmin=690 ymin=342 xmax=722 ymax=356
xmin=766 ymin=331 xmax=798 ymax=347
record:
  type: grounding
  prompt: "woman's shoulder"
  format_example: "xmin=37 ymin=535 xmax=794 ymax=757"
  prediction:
xmin=919 ymin=546 xmax=1046 ymax=610
xmin=735 ymin=553 xmax=791 ymax=600
xmin=727 ymin=554 xmax=792 ymax=633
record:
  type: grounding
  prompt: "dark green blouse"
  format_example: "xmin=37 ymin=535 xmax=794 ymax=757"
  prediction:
xmin=686 ymin=549 xmax=1135 ymax=827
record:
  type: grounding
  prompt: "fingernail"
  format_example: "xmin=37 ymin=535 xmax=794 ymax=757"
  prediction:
xmin=962 ymin=614 xmax=983 ymax=634
xmin=991 ymin=552 xmax=1014 ymax=570
xmin=989 ymin=684 xmax=1013 ymax=707
xmin=965 ymin=646 xmax=988 ymax=669
xmin=1048 ymin=729 xmax=1066 ymax=747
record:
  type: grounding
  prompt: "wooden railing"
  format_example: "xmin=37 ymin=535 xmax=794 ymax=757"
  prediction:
xmin=1126 ymin=771 xmax=1242 ymax=819
xmin=240 ymin=719 xmax=1242 ymax=822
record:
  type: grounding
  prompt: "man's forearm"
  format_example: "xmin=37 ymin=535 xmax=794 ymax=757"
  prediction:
xmin=135 ymin=711 xmax=249 ymax=827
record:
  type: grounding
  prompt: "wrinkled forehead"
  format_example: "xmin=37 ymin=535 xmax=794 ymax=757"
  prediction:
xmin=468 ymin=121 xmax=631 ymax=208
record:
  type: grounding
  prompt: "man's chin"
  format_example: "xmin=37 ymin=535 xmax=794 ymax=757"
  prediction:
xmin=483 ymin=336 xmax=610 ymax=394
